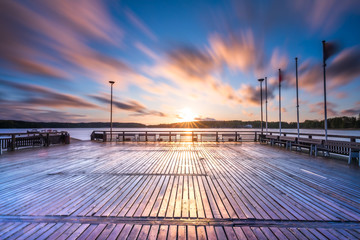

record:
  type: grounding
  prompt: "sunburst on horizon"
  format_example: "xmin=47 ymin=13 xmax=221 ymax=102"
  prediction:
xmin=177 ymin=107 xmax=198 ymax=123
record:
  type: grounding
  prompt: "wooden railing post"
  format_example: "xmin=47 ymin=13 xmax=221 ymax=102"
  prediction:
xmin=169 ymin=132 xmax=171 ymax=142
xmin=254 ymin=132 xmax=257 ymax=142
xmin=103 ymin=131 xmax=106 ymax=142
xmin=65 ymin=133 xmax=70 ymax=144
xmin=10 ymin=134 xmax=15 ymax=151
xmin=216 ymin=132 xmax=218 ymax=142
xmin=46 ymin=133 xmax=50 ymax=146
xmin=146 ymin=132 xmax=148 ymax=142
xmin=235 ymin=132 xmax=238 ymax=141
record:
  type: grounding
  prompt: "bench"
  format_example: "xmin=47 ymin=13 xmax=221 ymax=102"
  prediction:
xmin=221 ymin=134 xmax=241 ymax=142
xmin=117 ymin=133 xmax=137 ymax=141
xmin=139 ymin=133 xmax=156 ymax=141
xmin=317 ymin=140 xmax=360 ymax=165
xmin=200 ymin=134 xmax=217 ymax=142
xmin=264 ymin=135 xmax=279 ymax=145
xmin=294 ymin=138 xmax=323 ymax=156
xmin=158 ymin=133 xmax=177 ymax=141
xmin=279 ymin=136 xmax=297 ymax=150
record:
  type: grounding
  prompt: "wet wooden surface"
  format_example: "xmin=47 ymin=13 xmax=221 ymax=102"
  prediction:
xmin=0 ymin=142 xmax=359 ymax=239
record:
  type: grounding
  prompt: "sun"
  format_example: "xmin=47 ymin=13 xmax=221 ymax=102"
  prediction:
xmin=178 ymin=108 xmax=197 ymax=122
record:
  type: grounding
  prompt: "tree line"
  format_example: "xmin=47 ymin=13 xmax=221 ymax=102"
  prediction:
xmin=148 ymin=115 xmax=360 ymax=129
xmin=1 ymin=115 xmax=359 ymax=129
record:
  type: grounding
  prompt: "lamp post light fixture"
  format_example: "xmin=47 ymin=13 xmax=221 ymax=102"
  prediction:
xmin=109 ymin=81 xmax=115 ymax=142
xmin=258 ymin=78 xmax=265 ymax=136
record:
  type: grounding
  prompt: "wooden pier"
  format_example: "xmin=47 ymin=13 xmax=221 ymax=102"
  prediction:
xmin=0 ymin=131 xmax=70 ymax=154
xmin=0 ymin=141 xmax=360 ymax=239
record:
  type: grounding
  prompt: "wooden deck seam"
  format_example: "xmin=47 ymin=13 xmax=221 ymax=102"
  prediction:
xmin=1 ymin=215 xmax=360 ymax=229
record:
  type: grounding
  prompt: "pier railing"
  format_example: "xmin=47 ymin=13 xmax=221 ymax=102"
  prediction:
xmin=91 ymin=130 xmax=260 ymax=142
xmin=91 ymin=130 xmax=360 ymax=143
xmin=0 ymin=131 xmax=70 ymax=154
xmin=264 ymin=131 xmax=360 ymax=142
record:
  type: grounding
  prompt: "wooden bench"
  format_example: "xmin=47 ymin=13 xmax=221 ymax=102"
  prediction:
xmin=221 ymin=134 xmax=241 ymax=142
xmin=279 ymin=136 xmax=297 ymax=150
xmin=179 ymin=133 xmax=197 ymax=141
xmin=294 ymin=138 xmax=323 ymax=156
xmin=139 ymin=133 xmax=156 ymax=141
xmin=317 ymin=140 xmax=360 ymax=165
xmin=264 ymin=135 xmax=279 ymax=145
xmin=158 ymin=133 xmax=177 ymax=141
xmin=117 ymin=133 xmax=137 ymax=141
xmin=200 ymin=134 xmax=217 ymax=142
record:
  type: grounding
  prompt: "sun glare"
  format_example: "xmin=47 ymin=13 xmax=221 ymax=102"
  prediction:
xmin=178 ymin=108 xmax=197 ymax=122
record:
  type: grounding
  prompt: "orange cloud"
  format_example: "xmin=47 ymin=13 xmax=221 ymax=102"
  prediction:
xmin=209 ymin=30 xmax=264 ymax=74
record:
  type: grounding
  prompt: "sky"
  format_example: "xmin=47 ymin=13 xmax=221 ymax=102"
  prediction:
xmin=1 ymin=0 xmax=360 ymax=124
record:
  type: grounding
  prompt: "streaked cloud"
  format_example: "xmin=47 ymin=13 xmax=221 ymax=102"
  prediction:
xmin=309 ymin=102 xmax=339 ymax=117
xmin=341 ymin=102 xmax=360 ymax=116
xmin=0 ymin=105 xmax=86 ymax=122
xmin=135 ymin=42 xmax=159 ymax=60
xmin=125 ymin=8 xmax=157 ymax=41
xmin=209 ymin=31 xmax=265 ymax=74
xmin=284 ymin=46 xmax=360 ymax=94
xmin=0 ymin=0 xmax=359 ymax=123
xmin=194 ymin=117 xmax=216 ymax=121
xmin=294 ymin=0 xmax=360 ymax=33
xmin=0 ymin=79 xmax=97 ymax=109
xmin=91 ymin=95 xmax=167 ymax=117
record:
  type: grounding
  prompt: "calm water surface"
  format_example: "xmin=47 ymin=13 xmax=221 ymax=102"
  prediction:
xmin=1 ymin=128 xmax=360 ymax=141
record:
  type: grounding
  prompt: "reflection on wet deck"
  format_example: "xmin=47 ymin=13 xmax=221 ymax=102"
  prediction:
xmin=0 ymin=142 xmax=359 ymax=239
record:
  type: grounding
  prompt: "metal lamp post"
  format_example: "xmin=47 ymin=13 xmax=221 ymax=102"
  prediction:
xmin=258 ymin=78 xmax=264 ymax=136
xmin=109 ymin=81 xmax=115 ymax=142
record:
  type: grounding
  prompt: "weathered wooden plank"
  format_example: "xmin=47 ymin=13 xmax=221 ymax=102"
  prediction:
xmin=167 ymin=225 xmax=177 ymax=240
xmin=157 ymin=225 xmax=168 ymax=239
xmin=137 ymin=225 xmax=151 ymax=239
xmin=147 ymin=225 xmax=160 ymax=240
xmin=106 ymin=223 xmax=125 ymax=239
xmin=0 ymin=141 xmax=359 ymax=239
xmin=197 ymin=226 xmax=207 ymax=240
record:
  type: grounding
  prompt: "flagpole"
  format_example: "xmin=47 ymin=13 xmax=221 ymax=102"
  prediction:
xmin=322 ymin=40 xmax=328 ymax=142
xmin=265 ymin=77 xmax=268 ymax=135
xmin=258 ymin=78 xmax=264 ymax=136
xmin=295 ymin=57 xmax=300 ymax=139
xmin=279 ymin=69 xmax=282 ymax=137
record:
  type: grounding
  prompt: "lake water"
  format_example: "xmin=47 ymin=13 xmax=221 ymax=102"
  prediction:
xmin=1 ymin=128 xmax=360 ymax=141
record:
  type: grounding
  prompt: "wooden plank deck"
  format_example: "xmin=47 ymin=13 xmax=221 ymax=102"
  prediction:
xmin=0 ymin=142 xmax=359 ymax=239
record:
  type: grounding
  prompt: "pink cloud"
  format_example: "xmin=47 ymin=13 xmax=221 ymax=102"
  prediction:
xmin=309 ymin=102 xmax=339 ymax=117
xmin=0 ymin=79 xmax=98 ymax=109
xmin=294 ymin=0 xmax=360 ymax=33
xmin=125 ymin=8 xmax=157 ymax=41
xmin=208 ymin=30 xmax=264 ymax=74
xmin=135 ymin=42 xmax=159 ymax=60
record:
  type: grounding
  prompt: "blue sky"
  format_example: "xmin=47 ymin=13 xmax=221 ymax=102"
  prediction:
xmin=0 ymin=0 xmax=360 ymax=124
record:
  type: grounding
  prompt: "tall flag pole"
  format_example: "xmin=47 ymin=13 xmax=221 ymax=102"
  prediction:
xmin=265 ymin=77 xmax=268 ymax=135
xmin=322 ymin=41 xmax=328 ymax=142
xmin=258 ymin=78 xmax=264 ymax=136
xmin=295 ymin=58 xmax=300 ymax=139
xmin=279 ymin=69 xmax=282 ymax=137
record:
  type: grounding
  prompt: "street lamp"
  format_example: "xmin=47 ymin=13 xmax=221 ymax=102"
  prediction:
xmin=258 ymin=78 xmax=264 ymax=136
xmin=109 ymin=81 xmax=115 ymax=141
